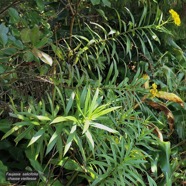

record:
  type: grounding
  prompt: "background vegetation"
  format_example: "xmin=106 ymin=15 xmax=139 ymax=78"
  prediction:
xmin=0 ymin=0 xmax=185 ymax=185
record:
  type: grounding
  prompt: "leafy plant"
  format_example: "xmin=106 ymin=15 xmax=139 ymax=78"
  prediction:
xmin=0 ymin=0 xmax=185 ymax=185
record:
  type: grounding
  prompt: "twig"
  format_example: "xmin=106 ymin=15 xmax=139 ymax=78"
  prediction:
xmin=0 ymin=0 xmax=22 ymax=15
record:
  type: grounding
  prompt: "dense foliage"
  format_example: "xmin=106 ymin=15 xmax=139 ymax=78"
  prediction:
xmin=0 ymin=0 xmax=185 ymax=185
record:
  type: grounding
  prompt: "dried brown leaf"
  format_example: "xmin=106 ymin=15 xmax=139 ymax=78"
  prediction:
xmin=145 ymin=100 xmax=174 ymax=134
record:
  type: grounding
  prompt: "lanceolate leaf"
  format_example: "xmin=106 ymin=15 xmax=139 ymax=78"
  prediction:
xmin=90 ymin=122 xmax=119 ymax=134
xmin=46 ymin=131 xmax=58 ymax=155
xmin=27 ymin=128 xmax=45 ymax=147
xmin=63 ymin=125 xmax=77 ymax=156
xmin=85 ymin=129 xmax=94 ymax=151
xmin=91 ymin=106 xmax=121 ymax=120
xmin=159 ymin=141 xmax=172 ymax=184
xmin=156 ymin=91 xmax=184 ymax=107
xmin=50 ymin=116 xmax=78 ymax=124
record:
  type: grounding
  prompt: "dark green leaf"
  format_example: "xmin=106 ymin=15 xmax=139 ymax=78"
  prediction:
xmin=30 ymin=25 xmax=40 ymax=46
xmin=0 ymin=24 xmax=8 ymax=46
xmin=8 ymin=8 xmax=20 ymax=23
xmin=102 ymin=0 xmax=111 ymax=7
xmin=91 ymin=0 xmax=100 ymax=5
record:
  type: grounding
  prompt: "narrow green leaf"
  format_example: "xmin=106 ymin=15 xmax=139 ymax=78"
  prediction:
xmin=82 ymin=120 xmax=90 ymax=134
xmin=65 ymin=92 xmax=75 ymax=115
xmin=56 ymin=137 xmax=63 ymax=159
xmin=159 ymin=141 xmax=171 ymax=177
xmin=51 ymin=43 xmax=63 ymax=59
xmin=85 ymin=129 xmax=94 ymax=150
xmin=97 ymin=9 xmax=108 ymax=20
xmin=91 ymin=106 xmax=121 ymax=119
xmin=14 ymin=125 xmax=33 ymax=144
xmin=27 ymin=128 xmax=45 ymax=147
xmin=105 ymin=62 xmax=113 ymax=83
xmin=83 ymin=87 xmax=90 ymax=115
xmin=74 ymin=134 xmax=86 ymax=162
xmin=64 ymin=158 xmax=83 ymax=172
xmin=29 ymin=159 xmax=43 ymax=172
xmin=50 ymin=116 xmax=77 ymax=124
xmin=35 ymin=135 xmax=44 ymax=160
xmin=89 ymin=88 xmax=100 ymax=114
xmin=138 ymin=6 xmax=147 ymax=26
xmin=46 ymin=131 xmax=58 ymax=155
xmin=1 ymin=125 xmax=21 ymax=140
xmin=36 ymin=115 xmax=51 ymax=121
xmin=147 ymin=174 xmax=157 ymax=186
xmin=63 ymin=125 xmax=77 ymax=156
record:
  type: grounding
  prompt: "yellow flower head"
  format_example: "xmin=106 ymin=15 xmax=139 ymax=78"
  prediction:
xmin=152 ymin=83 xmax=157 ymax=89
xmin=169 ymin=9 xmax=181 ymax=26
xmin=150 ymin=83 xmax=158 ymax=97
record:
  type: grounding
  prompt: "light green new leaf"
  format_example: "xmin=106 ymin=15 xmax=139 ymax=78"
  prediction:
xmin=27 ymin=128 xmax=45 ymax=147
xmin=85 ymin=129 xmax=94 ymax=151
xmin=90 ymin=122 xmax=119 ymax=134
xmin=91 ymin=106 xmax=121 ymax=120
xmin=82 ymin=119 xmax=90 ymax=134
xmin=50 ymin=116 xmax=78 ymax=124
xmin=36 ymin=115 xmax=51 ymax=121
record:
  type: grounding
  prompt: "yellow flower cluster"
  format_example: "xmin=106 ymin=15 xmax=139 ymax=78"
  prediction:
xmin=169 ymin=9 xmax=181 ymax=26
xmin=150 ymin=83 xmax=158 ymax=97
